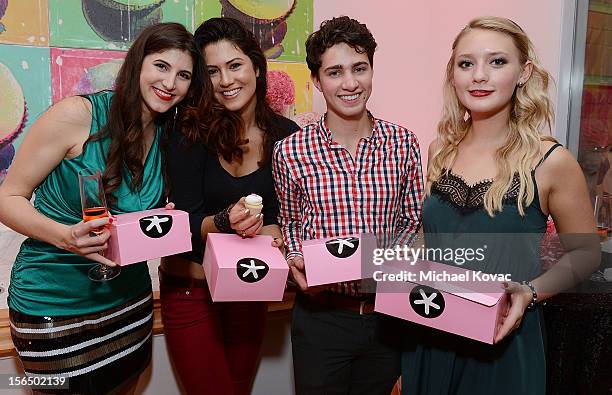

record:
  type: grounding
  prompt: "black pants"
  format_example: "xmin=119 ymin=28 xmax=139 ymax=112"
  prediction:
xmin=291 ymin=294 xmax=401 ymax=395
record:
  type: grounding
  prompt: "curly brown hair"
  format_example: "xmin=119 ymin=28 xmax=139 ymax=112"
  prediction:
xmin=305 ymin=16 xmax=377 ymax=76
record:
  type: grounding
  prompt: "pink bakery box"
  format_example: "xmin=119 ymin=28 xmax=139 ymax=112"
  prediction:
xmin=374 ymin=259 xmax=509 ymax=344
xmin=106 ymin=208 xmax=191 ymax=266
xmin=302 ymin=234 xmax=375 ymax=286
xmin=203 ymin=233 xmax=288 ymax=302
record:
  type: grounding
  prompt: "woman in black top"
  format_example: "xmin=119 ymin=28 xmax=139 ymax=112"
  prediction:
xmin=161 ymin=17 xmax=300 ymax=395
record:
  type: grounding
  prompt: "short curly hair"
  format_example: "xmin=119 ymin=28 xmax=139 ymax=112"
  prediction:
xmin=305 ymin=16 xmax=377 ymax=76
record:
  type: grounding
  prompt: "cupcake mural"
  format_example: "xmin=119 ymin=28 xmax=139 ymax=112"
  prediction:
xmin=266 ymin=70 xmax=295 ymax=118
xmin=81 ymin=0 xmax=165 ymax=42
xmin=0 ymin=62 xmax=28 ymax=184
xmin=220 ymin=0 xmax=296 ymax=59
xmin=75 ymin=59 xmax=124 ymax=95
xmin=0 ymin=0 xmax=7 ymax=34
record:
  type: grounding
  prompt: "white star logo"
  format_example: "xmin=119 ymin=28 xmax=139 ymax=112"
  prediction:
xmin=142 ymin=215 xmax=169 ymax=234
xmin=327 ymin=238 xmax=356 ymax=254
xmin=239 ymin=259 xmax=267 ymax=280
xmin=413 ymin=288 xmax=441 ymax=316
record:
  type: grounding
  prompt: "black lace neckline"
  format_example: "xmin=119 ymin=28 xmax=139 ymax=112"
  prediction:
xmin=431 ymin=168 xmax=521 ymax=213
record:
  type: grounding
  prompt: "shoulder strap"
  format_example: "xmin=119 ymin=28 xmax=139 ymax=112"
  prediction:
xmin=535 ymin=143 xmax=563 ymax=169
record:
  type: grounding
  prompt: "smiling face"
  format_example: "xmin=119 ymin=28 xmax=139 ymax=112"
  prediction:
xmin=312 ymin=42 xmax=373 ymax=122
xmin=452 ymin=29 xmax=531 ymax=120
xmin=204 ymin=39 xmax=258 ymax=114
xmin=139 ymin=48 xmax=193 ymax=121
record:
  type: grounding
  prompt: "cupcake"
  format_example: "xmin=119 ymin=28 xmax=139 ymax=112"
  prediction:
xmin=266 ymin=70 xmax=295 ymax=118
xmin=0 ymin=62 xmax=28 ymax=183
xmin=220 ymin=0 xmax=296 ymax=59
xmin=76 ymin=59 xmax=124 ymax=95
xmin=245 ymin=194 xmax=263 ymax=215
xmin=82 ymin=0 xmax=165 ymax=42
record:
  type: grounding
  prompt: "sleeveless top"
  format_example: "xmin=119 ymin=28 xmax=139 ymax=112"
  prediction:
xmin=423 ymin=144 xmax=561 ymax=282
xmin=8 ymin=91 xmax=162 ymax=316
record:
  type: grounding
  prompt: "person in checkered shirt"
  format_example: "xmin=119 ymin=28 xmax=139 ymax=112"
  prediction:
xmin=272 ymin=16 xmax=424 ymax=395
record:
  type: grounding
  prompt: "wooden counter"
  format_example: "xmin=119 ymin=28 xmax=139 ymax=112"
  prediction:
xmin=0 ymin=291 xmax=296 ymax=358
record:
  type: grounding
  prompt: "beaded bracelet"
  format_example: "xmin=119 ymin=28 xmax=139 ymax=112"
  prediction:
xmin=521 ymin=280 xmax=538 ymax=310
xmin=213 ymin=204 xmax=234 ymax=233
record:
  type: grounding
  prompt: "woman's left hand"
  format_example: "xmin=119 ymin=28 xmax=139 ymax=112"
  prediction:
xmin=494 ymin=281 xmax=532 ymax=343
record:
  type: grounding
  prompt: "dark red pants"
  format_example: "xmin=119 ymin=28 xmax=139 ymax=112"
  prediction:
xmin=160 ymin=279 xmax=267 ymax=395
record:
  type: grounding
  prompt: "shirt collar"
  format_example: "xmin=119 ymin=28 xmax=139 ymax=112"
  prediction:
xmin=317 ymin=111 xmax=381 ymax=148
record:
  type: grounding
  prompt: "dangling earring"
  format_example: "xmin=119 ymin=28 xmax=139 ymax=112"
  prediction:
xmin=171 ymin=106 xmax=178 ymax=131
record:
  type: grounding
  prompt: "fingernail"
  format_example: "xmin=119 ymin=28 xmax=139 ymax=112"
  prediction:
xmin=244 ymin=209 xmax=250 ymax=214
xmin=109 ymin=217 xmax=114 ymax=224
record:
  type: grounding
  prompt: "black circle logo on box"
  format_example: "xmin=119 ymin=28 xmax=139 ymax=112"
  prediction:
xmin=139 ymin=215 xmax=173 ymax=238
xmin=409 ymin=285 xmax=445 ymax=318
xmin=325 ymin=237 xmax=360 ymax=258
xmin=236 ymin=258 xmax=269 ymax=283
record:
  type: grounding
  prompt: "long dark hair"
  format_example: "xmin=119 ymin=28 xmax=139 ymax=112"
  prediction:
xmin=85 ymin=22 xmax=205 ymax=203
xmin=194 ymin=17 xmax=283 ymax=164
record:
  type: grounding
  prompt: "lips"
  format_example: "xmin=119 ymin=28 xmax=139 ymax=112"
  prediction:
xmin=469 ymin=90 xmax=493 ymax=97
xmin=152 ymin=87 xmax=174 ymax=102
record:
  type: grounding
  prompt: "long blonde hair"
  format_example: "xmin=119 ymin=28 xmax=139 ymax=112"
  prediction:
xmin=427 ymin=16 xmax=555 ymax=216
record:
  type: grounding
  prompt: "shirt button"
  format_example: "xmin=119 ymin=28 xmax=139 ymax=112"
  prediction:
xmin=185 ymin=290 xmax=190 ymax=295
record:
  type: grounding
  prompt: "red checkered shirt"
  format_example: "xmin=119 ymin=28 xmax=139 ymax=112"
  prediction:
xmin=272 ymin=114 xmax=424 ymax=296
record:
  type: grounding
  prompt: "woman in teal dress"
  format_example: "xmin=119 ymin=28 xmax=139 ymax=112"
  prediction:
xmin=401 ymin=16 xmax=599 ymax=394
xmin=0 ymin=23 xmax=204 ymax=394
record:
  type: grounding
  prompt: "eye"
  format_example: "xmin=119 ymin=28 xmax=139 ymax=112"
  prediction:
xmin=207 ymin=68 xmax=218 ymax=76
xmin=354 ymin=66 xmax=367 ymax=73
xmin=229 ymin=62 xmax=242 ymax=70
xmin=491 ymin=57 xmax=508 ymax=66
xmin=178 ymin=72 xmax=191 ymax=80
xmin=328 ymin=70 xmax=341 ymax=77
xmin=458 ymin=60 xmax=472 ymax=69
xmin=155 ymin=63 xmax=168 ymax=71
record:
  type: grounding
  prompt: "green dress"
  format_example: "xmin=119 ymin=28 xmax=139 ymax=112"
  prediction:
xmin=8 ymin=91 xmax=162 ymax=317
xmin=401 ymin=145 xmax=561 ymax=395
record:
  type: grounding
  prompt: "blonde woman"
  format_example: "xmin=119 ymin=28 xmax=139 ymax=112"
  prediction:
xmin=401 ymin=17 xmax=599 ymax=394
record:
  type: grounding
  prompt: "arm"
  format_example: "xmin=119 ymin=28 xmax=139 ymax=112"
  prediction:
xmin=0 ymin=96 xmax=115 ymax=266
xmin=272 ymin=142 xmax=303 ymax=259
xmin=390 ymin=133 xmax=424 ymax=247
xmin=495 ymin=144 xmax=599 ymax=342
xmin=272 ymin=141 xmax=308 ymax=289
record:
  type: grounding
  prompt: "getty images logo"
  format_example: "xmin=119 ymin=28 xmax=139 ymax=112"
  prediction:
xmin=325 ymin=237 xmax=360 ymax=259
xmin=139 ymin=215 xmax=173 ymax=238
xmin=409 ymin=285 xmax=446 ymax=319
xmin=236 ymin=258 xmax=270 ymax=283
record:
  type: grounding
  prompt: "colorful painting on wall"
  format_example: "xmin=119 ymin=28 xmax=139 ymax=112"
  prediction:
xmin=195 ymin=0 xmax=313 ymax=62
xmin=48 ymin=0 xmax=194 ymax=50
xmin=0 ymin=0 xmax=49 ymax=46
xmin=51 ymin=48 xmax=126 ymax=103
xmin=267 ymin=61 xmax=311 ymax=118
xmin=0 ymin=45 xmax=51 ymax=184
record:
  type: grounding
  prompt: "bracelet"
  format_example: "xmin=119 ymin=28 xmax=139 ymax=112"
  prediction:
xmin=213 ymin=204 xmax=234 ymax=233
xmin=521 ymin=280 xmax=538 ymax=310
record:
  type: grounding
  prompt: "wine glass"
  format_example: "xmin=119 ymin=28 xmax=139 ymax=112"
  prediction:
xmin=78 ymin=168 xmax=121 ymax=281
xmin=594 ymin=192 xmax=611 ymax=241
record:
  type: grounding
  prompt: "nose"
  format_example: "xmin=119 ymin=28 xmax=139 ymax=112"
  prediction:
xmin=162 ymin=75 xmax=176 ymax=91
xmin=219 ymin=69 xmax=233 ymax=87
xmin=472 ymin=63 xmax=488 ymax=84
xmin=342 ymin=72 xmax=359 ymax=91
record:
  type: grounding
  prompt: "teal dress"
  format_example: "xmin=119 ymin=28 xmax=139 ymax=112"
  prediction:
xmin=401 ymin=145 xmax=561 ymax=395
xmin=8 ymin=90 xmax=162 ymax=316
